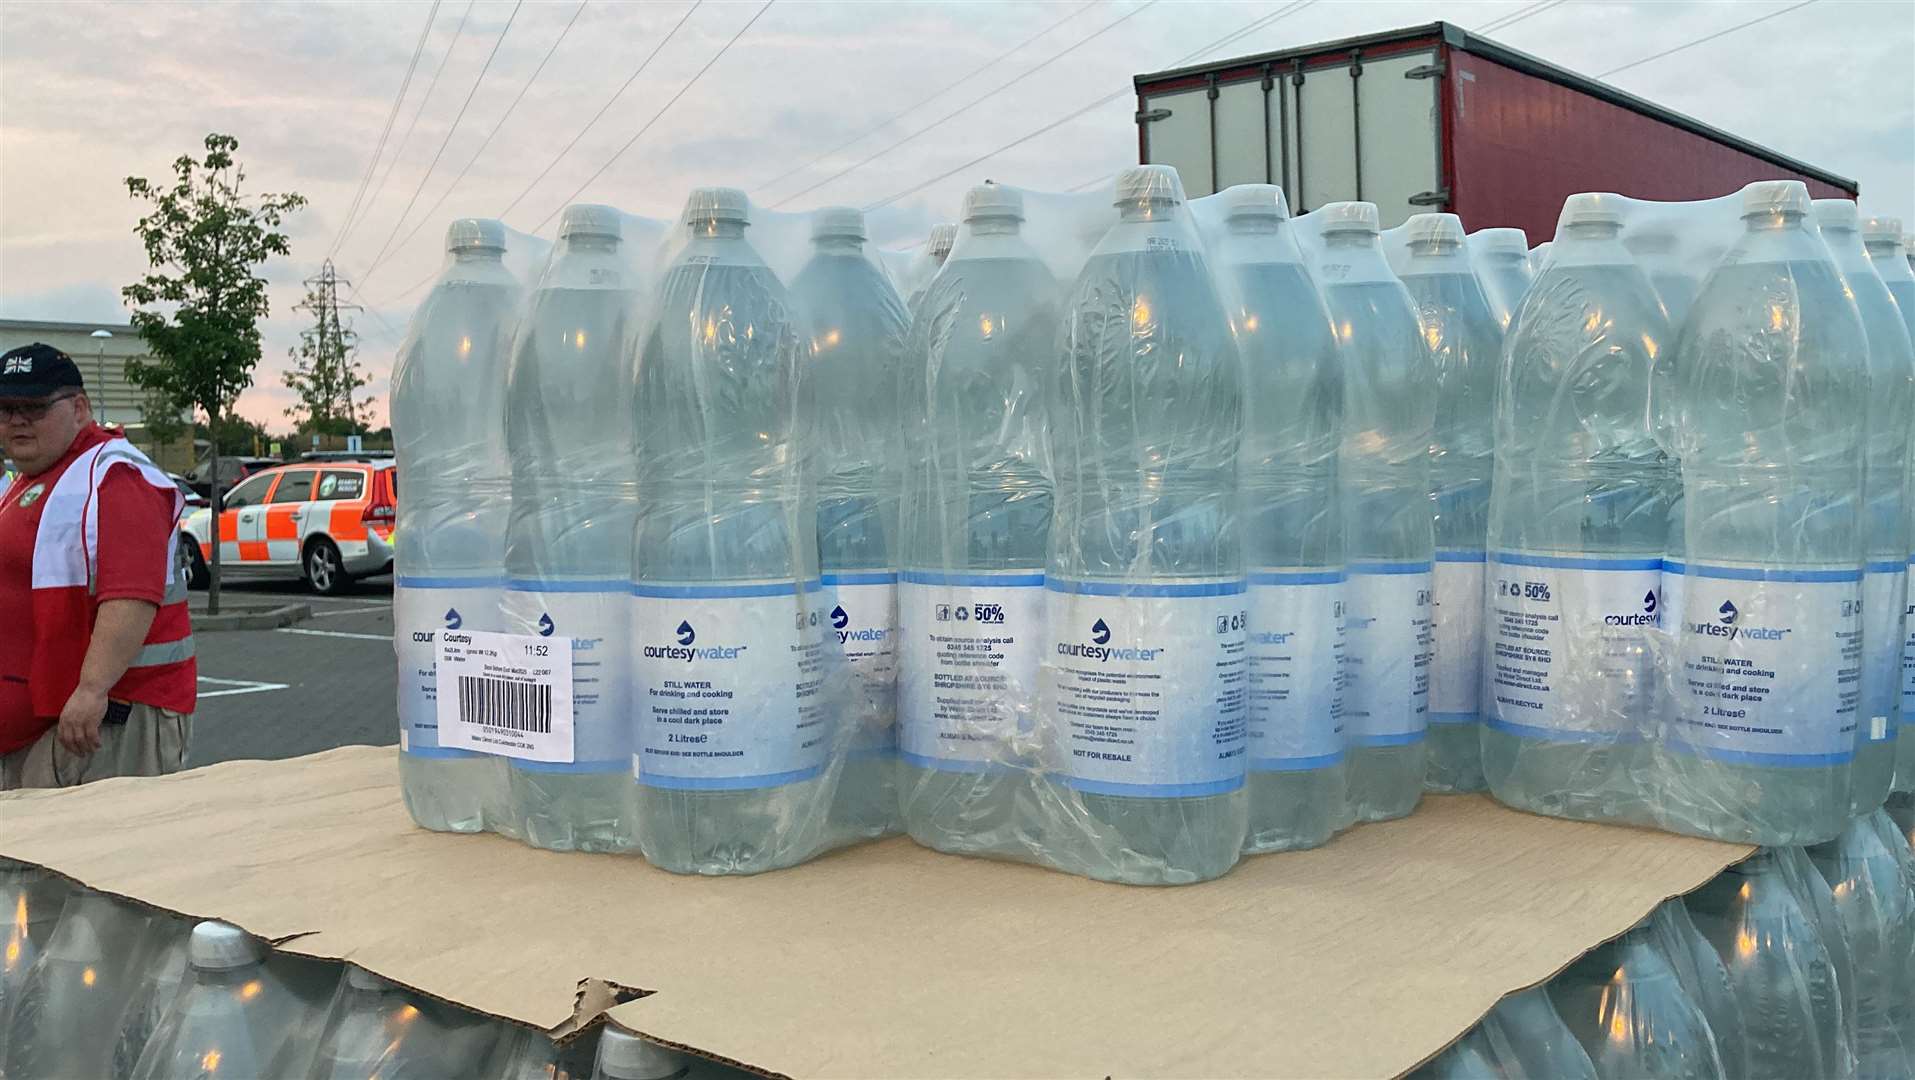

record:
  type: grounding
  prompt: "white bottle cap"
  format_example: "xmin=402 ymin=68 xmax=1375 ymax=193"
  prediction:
xmin=683 ymin=187 xmax=750 ymax=226
xmin=595 ymin=1029 xmax=686 ymax=1080
xmin=1113 ymin=164 xmax=1185 ymax=208
xmin=1317 ymin=201 xmax=1379 ymax=236
xmin=188 ymin=921 xmax=264 ymax=972
xmin=811 ymin=206 xmax=865 ymax=242
xmin=346 ymin=965 xmax=391 ymax=992
xmin=1405 ymin=212 xmax=1464 ymax=248
xmin=1470 ymin=227 xmax=1528 ymax=256
xmin=559 ymin=204 xmax=622 ymax=241
xmin=1739 ymin=179 xmax=1810 ymax=218
xmin=1558 ymin=193 xmax=1624 ymax=229
xmin=1811 ymin=199 xmax=1859 ymax=231
xmin=1222 ymin=183 xmax=1290 ymax=221
xmin=445 ymin=218 xmax=507 ymax=253
xmin=1861 ymin=215 xmax=1904 ymax=244
xmin=927 ymin=223 xmax=958 ymax=258
xmin=961 ymin=184 xmax=1024 ymax=223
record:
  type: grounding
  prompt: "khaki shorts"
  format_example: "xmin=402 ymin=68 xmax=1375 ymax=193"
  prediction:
xmin=0 ymin=703 xmax=192 ymax=790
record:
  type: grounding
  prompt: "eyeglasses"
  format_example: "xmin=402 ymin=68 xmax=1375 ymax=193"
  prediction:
xmin=0 ymin=393 xmax=80 ymax=423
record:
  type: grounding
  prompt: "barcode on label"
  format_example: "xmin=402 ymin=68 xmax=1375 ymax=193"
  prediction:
xmin=456 ymin=675 xmax=552 ymax=734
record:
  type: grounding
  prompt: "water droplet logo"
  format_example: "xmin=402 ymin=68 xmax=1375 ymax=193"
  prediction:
xmin=1642 ymin=591 xmax=1657 ymax=614
xmin=1718 ymin=600 xmax=1738 ymax=625
xmin=443 ymin=608 xmax=462 ymax=630
xmin=537 ymin=613 xmax=555 ymax=637
xmin=830 ymin=605 xmax=849 ymax=630
xmin=1090 ymin=618 xmax=1111 ymax=645
xmin=676 ymin=620 xmax=696 ymax=646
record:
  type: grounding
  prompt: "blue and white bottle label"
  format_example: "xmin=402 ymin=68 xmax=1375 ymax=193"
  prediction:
xmin=1430 ymin=554 xmax=1485 ymax=723
xmin=1043 ymin=579 xmax=1248 ymax=797
xmin=1486 ymin=553 xmax=1662 ymax=742
xmin=1343 ymin=563 xmax=1432 ymax=746
xmin=1671 ymin=565 xmax=1862 ymax=764
xmin=1861 ymin=564 xmax=1906 ymax=743
xmin=395 ymin=579 xmax=497 ymax=757
xmin=820 ymin=573 xmax=898 ymax=759
xmin=630 ymin=581 xmax=828 ymax=790
xmin=897 ymin=572 xmax=1046 ymax=771
xmin=1245 ymin=570 xmax=1345 ymax=770
xmin=1905 ymin=555 xmax=1915 ymax=717
xmin=502 ymin=584 xmax=630 ymax=771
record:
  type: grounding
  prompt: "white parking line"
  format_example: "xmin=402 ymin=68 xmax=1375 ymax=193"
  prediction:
xmin=309 ymin=605 xmax=390 ymax=618
xmin=276 ymin=627 xmax=392 ymax=642
xmin=198 ymin=676 xmax=290 ymax=698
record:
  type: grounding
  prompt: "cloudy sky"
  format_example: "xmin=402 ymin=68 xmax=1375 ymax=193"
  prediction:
xmin=3 ymin=0 xmax=1911 ymax=427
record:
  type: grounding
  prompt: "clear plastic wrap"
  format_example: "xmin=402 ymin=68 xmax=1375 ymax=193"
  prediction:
xmin=1479 ymin=984 xmax=1599 ymax=1079
xmin=483 ymin=1025 xmax=599 ymax=1080
xmin=0 ymin=892 xmax=165 ymax=1079
xmin=109 ymin=915 xmax=190 ymax=1078
xmin=302 ymin=965 xmax=502 ymax=1079
xmin=899 ymin=222 xmax=957 ymax=312
xmin=129 ymin=921 xmax=335 ymax=1080
xmin=1808 ymin=813 xmax=1915 ymax=1076
xmin=589 ymin=1027 xmax=693 ymax=1080
xmin=1466 ymin=226 xmax=1533 ymax=331
xmin=1545 ymin=918 xmax=1727 ymax=1079
xmin=1646 ymin=896 xmax=1748 ymax=1079
xmin=1861 ymin=218 xmax=1915 ymax=797
xmin=0 ymin=859 xmax=68 ymax=1057
xmin=1406 ymin=1025 xmax=1501 ymax=1079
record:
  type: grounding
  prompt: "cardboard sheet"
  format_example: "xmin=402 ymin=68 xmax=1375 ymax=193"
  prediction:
xmin=0 ymin=746 xmax=1750 ymax=1078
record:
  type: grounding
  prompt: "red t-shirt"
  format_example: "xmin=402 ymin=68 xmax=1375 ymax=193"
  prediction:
xmin=0 ymin=424 xmax=188 ymax=752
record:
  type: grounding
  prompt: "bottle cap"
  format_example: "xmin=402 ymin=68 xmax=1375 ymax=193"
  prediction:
xmin=558 ymin=204 xmax=622 ymax=241
xmin=1558 ymin=193 xmax=1624 ymax=229
xmin=1405 ymin=212 xmax=1464 ymax=248
xmin=445 ymin=218 xmax=507 ymax=254
xmin=595 ymin=1029 xmax=686 ymax=1080
xmin=346 ymin=966 xmax=391 ymax=992
xmin=1470 ymin=227 xmax=1528 ymax=256
xmin=1739 ymin=179 xmax=1809 ymax=218
xmin=683 ymin=187 xmax=750 ymax=226
xmin=1861 ymin=215 xmax=1905 ymax=244
xmin=1222 ymin=184 xmax=1290 ymax=221
xmin=1811 ymin=199 xmax=1858 ymax=231
xmin=962 ymin=184 xmax=1024 ymax=223
xmin=1317 ymin=201 xmax=1379 ymax=236
xmin=811 ymin=206 xmax=865 ymax=242
xmin=1113 ymin=165 xmax=1184 ymax=208
xmin=927 ymin=223 xmax=958 ymax=258
xmin=1622 ymin=225 xmax=1678 ymax=255
xmin=188 ymin=921 xmax=263 ymax=971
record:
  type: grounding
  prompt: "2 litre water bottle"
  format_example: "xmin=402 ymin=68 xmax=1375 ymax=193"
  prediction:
xmin=904 ymin=223 xmax=958 ymax=312
xmin=129 ymin=922 xmax=329 ymax=1080
xmin=896 ymin=184 xmax=1060 ymax=860
xmin=502 ymin=204 xmax=640 ymax=853
xmin=591 ymin=1029 xmax=691 ymax=1080
xmin=1481 ymin=193 xmax=1673 ymax=827
xmin=1624 ymin=223 xmax=1702 ymax=326
xmin=1661 ymin=181 xmax=1870 ymax=845
xmin=1397 ymin=213 xmax=1498 ymax=794
xmin=1044 ymin=165 xmax=1247 ymax=883
xmin=305 ymin=967 xmax=500 ymax=1079
xmin=1862 ymin=217 xmax=1915 ymax=795
xmin=629 ymin=188 xmax=828 ymax=875
xmin=1546 ymin=920 xmax=1726 ymax=1080
xmin=1808 ymin=815 xmax=1915 ymax=1076
xmin=1313 ymin=201 xmax=1433 ymax=824
xmin=789 ymin=207 xmax=909 ymax=842
xmin=1466 ymin=227 xmax=1532 ymax=330
xmin=1217 ymin=184 xmax=1347 ymax=854
xmin=392 ymin=218 xmax=522 ymax=837
xmin=1481 ymin=985 xmax=1597 ymax=1080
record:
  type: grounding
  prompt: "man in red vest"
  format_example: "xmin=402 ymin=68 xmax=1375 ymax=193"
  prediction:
xmin=0 ymin=342 xmax=195 ymax=788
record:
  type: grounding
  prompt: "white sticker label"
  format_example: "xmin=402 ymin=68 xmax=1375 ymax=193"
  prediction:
xmin=822 ymin=575 xmax=898 ymax=757
xmin=1486 ymin=554 xmax=1662 ymax=742
xmin=631 ymin=582 xmax=828 ymax=790
xmin=1343 ymin=565 xmax=1433 ymax=746
xmin=1246 ymin=571 xmax=1345 ymax=769
xmin=435 ymin=629 xmax=574 ymax=762
xmin=1672 ymin=566 xmax=1862 ymax=763
xmin=1042 ymin=580 xmax=1248 ymax=796
xmin=1862 ymin=566 xmax=1906 ymax=742
xmin=395 ymin=580 xmax=496 ymax=756
xmin=1430 ymin=556 xmax=1485 ymax=722
xmin=501 ymin=587 xmax=629 ymax=768
xmin=897 ymin=573 xmax=1046 ymax=769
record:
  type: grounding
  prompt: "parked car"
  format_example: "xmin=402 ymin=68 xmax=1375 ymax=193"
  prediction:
xmin=177 ymin=460 xmax=397 ymax=595
xmin=182 ymin=455 xmax=281 ymax=498
xmin=168 ymin=472 xmax=209 ymax=510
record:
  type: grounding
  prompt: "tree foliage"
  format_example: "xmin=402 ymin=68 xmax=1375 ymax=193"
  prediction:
xmin=283 ymin=270 xmax=371 ymax=435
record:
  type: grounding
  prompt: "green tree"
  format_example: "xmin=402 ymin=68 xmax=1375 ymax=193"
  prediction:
xmin=283 ymin=263 xmax=372 ymax=435
xmin=122 ymin=132 xmax=304 ymax=613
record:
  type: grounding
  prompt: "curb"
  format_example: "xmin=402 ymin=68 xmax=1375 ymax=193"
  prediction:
xmin=194 ymin=603 xmax=312 ymax=633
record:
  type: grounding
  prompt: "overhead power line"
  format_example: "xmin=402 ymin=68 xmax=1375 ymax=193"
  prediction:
xmin=1474 ymin=0 xmax=1567 ymax=35
xmin=1598 ymin=0 xmax=1818 ymax=78
xmin=327 ymin=1 xmax=441 ymax=262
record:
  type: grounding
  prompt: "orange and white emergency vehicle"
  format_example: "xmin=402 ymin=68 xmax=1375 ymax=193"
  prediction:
xmin=178 ymin=460 xmax=397 ymax=595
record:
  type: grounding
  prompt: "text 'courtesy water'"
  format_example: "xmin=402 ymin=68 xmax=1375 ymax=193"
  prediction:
xmin=1313 ymin=201 xmax=1434 ymax=824
xmin=502 ymin=203 xmax=639 ymax=853
xmin=1862 ymin=216 xmax=1915 ymax=795
xmin=1466 ymin=227 xmax=1533 ymax=332
xmin=630 ymin=188 xmax=828 ymax=875
xmin=790 ymin=206 xmax=909 ymax=842
xmin=1662 ymin=181 xmax=1870 ymax=845
xmin=1481 ymin=193 xmax=1673 ymax=826
xmin=1216 ymin=184 xmax=1348 ymax=854
xmin=391 ymin=218 xmax=521 ymax=837
xmin=1396 ymin=213 xmax=1499 ymax=794
xmin=896 ymin=184 xmax=1060 ymax=860
xmin=1043 ymin=165 xmax=1247 ymax=884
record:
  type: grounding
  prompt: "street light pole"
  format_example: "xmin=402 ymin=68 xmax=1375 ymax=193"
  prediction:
xmin=90 ymin=329 xmax=113 ymax=423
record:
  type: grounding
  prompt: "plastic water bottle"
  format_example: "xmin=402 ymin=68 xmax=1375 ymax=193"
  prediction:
xmin=502 ymin=204 xmax=639 ymax=853
xmin=1808 ymin=815 xmax=1915 ymax=1076
xmin=1777 ymin=844 xmax=1861 ymax=1075
xmin=1863 ymin=218 xmax=1915 ymax=796
xmin=1406 ymin=1026 xmax=1499 ymax=1080
xmin=1 ymin=894 xmax=157 ymax=1080
xmin=1646 ymin=897 xmax=1748 ymax=1079
xmin=1661 ymin=181 xmax=1870 ymax=845
xmin=1481 ymin=193 xmax=1673 ymax=826
xmin=1624 ymin=223 xmax=1702 ymax=326
xmin=1398 ymin=213 xmax=1497 ymax=794
xmin=905 ymin=223 xmax=958 ymax=312
xmin=591 ymin=1029 xmax=690 ymax=1080
xmin=485 ymin=1027 xmax=598 ymax=1080
xmin=1045 ymin=164 xmax=1247 ymax=883
xmin=1466 ymin=227 xmax=1532 ymax=331
xmin=1819 ymin=200 xmax=1915 ymax=817
xmin=306 ymin=966 xmax=500 ymax=1079
xmin=0 ymin=860 xmax=67 ymax=1057
xmin=111 ymin=919 xmax=190 ymax=1078
xmin=1217 ymin=185 xmax=1347 ymax=854
xmin=1481 ymin=985 xmax=1598 ymax=1080
xmin=392 ymin=218 xmax=523 ymax=838
xmin=1314 ymin=201 xmax=1434 ymax=824
xmin=1545 ymin=920 xmax=1726 ymax=1079
xmin=896 ymin=185 xmax=1059 ymax=860
xmin=629 ymin=188 xmax=827 ymax=875
xmin=1528 ymin=241 xmax=1553 ymax=276
xmin=790 ymin=206 xmax=909 ymax=842
xmin=129 ymin=922 xmax=331 ymax=1080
